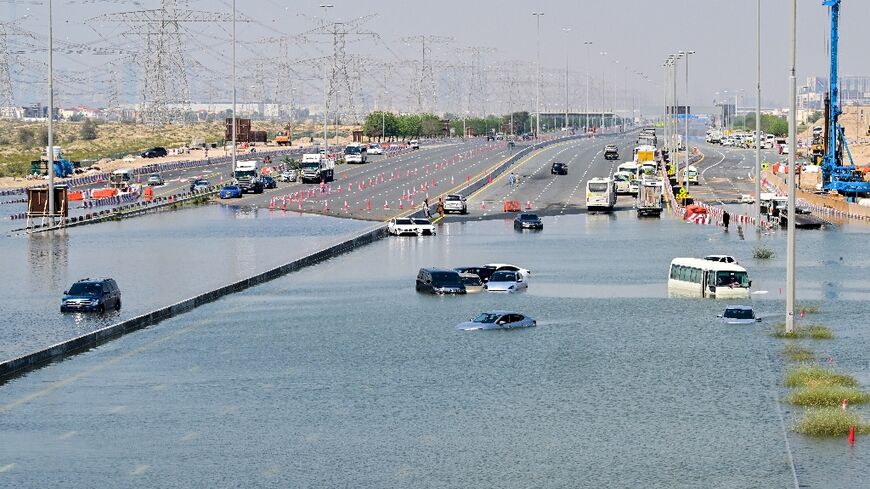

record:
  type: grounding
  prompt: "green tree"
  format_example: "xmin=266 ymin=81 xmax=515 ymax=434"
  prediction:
xmin=80 ymin=118 xmax=98 ymax=140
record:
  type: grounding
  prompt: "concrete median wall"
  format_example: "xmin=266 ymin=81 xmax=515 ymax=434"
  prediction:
xmin=0 ymin=224 xmax=389 ymax=382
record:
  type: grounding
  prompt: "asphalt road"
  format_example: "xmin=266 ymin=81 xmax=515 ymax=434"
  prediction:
xmin=690 ymin=141 xmax=783 ymax=204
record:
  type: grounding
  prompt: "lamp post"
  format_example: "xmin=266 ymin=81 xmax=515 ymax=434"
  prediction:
xmin=785 ymin=0 xmax=797 ymax=333
xmin=532 ymin=11 xmax=544 ymax=147
xmin=680 ymin=50 xmax=695 ymax=193
xmin=755 ymin=0 xmax=763 ymax=226
xmin=600 ymin=51 xmax=607 ymax=133
xmin=562 ymin=27 xmax=570 ymax=131
xmin=320 ymin=4 xmax=333 ymax=152
xmin=584 ymin=41 xmax=592 ymax=134
xmin=47 ymin=0 xmax=55 ymax=219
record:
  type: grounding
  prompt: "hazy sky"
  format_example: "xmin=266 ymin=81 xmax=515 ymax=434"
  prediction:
xmin=4 ymin=0 xmax=869 ymax=111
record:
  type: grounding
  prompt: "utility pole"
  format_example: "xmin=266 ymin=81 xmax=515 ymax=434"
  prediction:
xmin=47 ymin=0 xmax=54 ymax=220
xmin=785 ymin=0 xmax=797 ymax=333
xmin=755 ymin=0 xmax=763 ymax=226
xmin=563 ymin=27 xmax=570 ymax=131
xmin=532 ymin=12 xmax=544 ymax=146
xmin=584 ymin=41 xmax=592 ymax=133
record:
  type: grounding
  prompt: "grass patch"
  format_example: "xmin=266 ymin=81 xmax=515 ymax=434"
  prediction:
xmin=797 ymin=304 xmax=821 ymax=314
xmin=785 ymin=365 xmax=857 ymax=388
xmin=787 ymin=385 xmax=870 ymax=407
xmin=772 ymin=323 xmax=833 ymax=339
xmin=783 ymin=344 xmax=815 ymax=362
xmin=752 ymin=245 xmax=775 ymax=259
xmin=793 ymin=408 xmax=870 ymax=436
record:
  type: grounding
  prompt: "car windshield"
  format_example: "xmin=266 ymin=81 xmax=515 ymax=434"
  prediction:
xmin=473 ymin=313 xmax=501 ymax=323
xmin=446 ymin=195 xmax=461 ymax=201
xmin=150 ymin=174 xmax=160 ymax=178
xmin=431 ymin=272 xmax=461 ymax=286
xmin=520 ymin=214 xmax=538 ymax=221
xmin=234 ymin=170 xmax=256 ymax=178
xmin=489 ymin=271 xmax=516 ymax=282
xmin=345 ymin=146 xmax=361 ymax=154
xmin=723 ymin=308 xmax=754 ymax=319
xmin=195 ymin=180 xmax=209 ymax=186
xmin=68 ymin=282 xmax=103 ymax=296
xmin=716 ymin=271 xmax=750 ymax=288
xmin=412 ymin=219 xmax=431 ymax=225
xmin=301 ymin=162 xmax=320 ymax=169
xmin=223 ymin=186 xmax=238 ymax=190
xmin=461 ymin=276 xmax=482 ymax=286
xmin=588 ymin=183 xmax=609 ymax=192
xmin=395 ymin=219 xmax=413 ymax=225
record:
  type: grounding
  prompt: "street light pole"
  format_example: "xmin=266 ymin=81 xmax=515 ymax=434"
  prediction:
xmin=785 ymin=0 xmax=797 ymax=333
xmin=600 ymin=51 xmax=607 ymax=133
xmin=755 ymin=0 xmax=763 ymax=226
xmin=47 ymin=0 xmax=54 ymax=219
xmin=321 ymin=4 xmax=333 ymax=152
xmin=533 ymin=12 xmax=544 ymax=146
xmin=681 ymin=50 xmax=695 ymax=193
xmin=231 ymin=0 xmax=236 ymax=170
xmin=584 ymin=41 xmax=592 ymax=134
xmin=563 ymin=27 xmax=570 ymax=132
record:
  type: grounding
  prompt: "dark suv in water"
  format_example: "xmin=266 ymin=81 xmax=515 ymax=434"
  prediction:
xmin=60 ymin=278 xmax=122 ymax=313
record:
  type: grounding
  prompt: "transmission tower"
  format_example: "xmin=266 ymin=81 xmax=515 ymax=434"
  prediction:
xmin=458 ymin=46 xmax=497 ymax=116
xmin=0 ymin=21 xmax=35 ymax=116
xmin=90 ymin=1 xmax=239 ymax=125
xmin=402 ymin=35 xmax=451 ymax=113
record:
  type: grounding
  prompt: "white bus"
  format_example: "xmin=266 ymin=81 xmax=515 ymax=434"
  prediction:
xmin=586 ymin=177 xmax=616 ymax=212
xmin=668 ymin=258 xmax=751 ymax=299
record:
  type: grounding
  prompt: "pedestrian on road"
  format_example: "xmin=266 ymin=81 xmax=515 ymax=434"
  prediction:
xmin=423 ymin=198 xmax=431 ymax=218
xmin=722 ymin=210 xmax=731 ymax=230
xmin=508 ymin=172 xmax=515 ymax=187
xmin=320 ymin=180 xmax=326 ymax=194
xmin=437 ymin=197 xmax=444 ymax=218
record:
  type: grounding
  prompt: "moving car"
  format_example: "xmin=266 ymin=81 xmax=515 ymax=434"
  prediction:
xmin=261 ymin=175 xmax=277 ymax=189
xmin=484 ymin=270 xmax=528 ymax=292
xmin=367 ymin=143 xmax=383 ymax=155
xmin=219 ymin=185 xmax=243 ymax=199
xmin=60 ymin=278 xmax=121 ymax=313
xmin=455 ymin=311 xmax=536 ymax=331
xmin=147 ymin=173 xmax=164 ymax=186
xmin=604 ymin=145 xmax=619 ymax=160
xmin=388 ymin=218 xmax=419 ymax=236
xmin=443 ymin=194 xmax=468 ymax=215
xmin=458 ymin=273 xmax=485 ymax=293
xmin=718 ymin=305 xmax=761 ymax=325
xmin=411 ymin=217 xmax=436 ymax=236
xmin=514 ymin=213 xmax=543 ymax=230
xmin=454 ymin=266 xmax=497 ymax=283
xmin=415 ymin=268 xmax=466 ymax=295
xmin=551 ymin=162 xmax=568 ymax=175
xmin=141 ymin=147 xmax=168 ymax=158
xmin=278 ymin=169 xmax=297 ymax=182
xmin=190 ymin=179 xmax=210 ymax=192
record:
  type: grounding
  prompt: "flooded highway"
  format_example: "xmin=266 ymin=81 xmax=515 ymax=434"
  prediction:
xmin=1 ymin=210 xmax=868 ymax=487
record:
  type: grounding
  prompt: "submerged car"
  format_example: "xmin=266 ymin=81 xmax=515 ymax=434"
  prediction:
xmin=484 ymin=263 xmax=532 ymax=277
xmin=484 ymin=270 xmax=528 ymax=292
xmin=389 ymin=218 xmax=419 ymax=236
xmin=455 ymin=310 xmax=536 ymax=331
xmin=411 ymin=217 xmax=436 ymax=236
xmin=718 ymin=305 xmax=761 ymax=325
xmin=219 ymin=185 xmax=243 ymax=199
xmin=60 ymin=278 xmax=121 ymax=313
xmin=416 ymin=268 xmax=466 ymax=295
xmin=454 ymin=266 xmax=497 ymax=283
xmin=459 ymin=273 xmax=484 ymax=293
xmin=514 ymin=213 xmax=543 ymax=230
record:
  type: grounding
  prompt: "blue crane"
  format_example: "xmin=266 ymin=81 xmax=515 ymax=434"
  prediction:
xmin=821 ymin=0 xmax=870 ymax=197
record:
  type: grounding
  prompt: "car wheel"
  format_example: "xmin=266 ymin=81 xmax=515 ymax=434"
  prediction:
xmin=115 ymin=299 xmax=122 ymax=311
xmin=98 ymin=304 xmax=105 ymax=313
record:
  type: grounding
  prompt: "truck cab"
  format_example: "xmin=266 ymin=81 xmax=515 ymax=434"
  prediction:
xmin=300 ymin=153 xmax=335 ymax=183
xmin=233 ymin=160 xmax=264 ymax=193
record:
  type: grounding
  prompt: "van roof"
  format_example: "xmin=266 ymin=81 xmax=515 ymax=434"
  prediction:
xmin=670 ymin=257 xmax=747 ymax=273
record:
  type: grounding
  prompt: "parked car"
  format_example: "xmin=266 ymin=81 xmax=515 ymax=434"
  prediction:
xmin=410 ymin=139 xmax=420 ymax=149
xmin=411 ymin=217 xmax=436 ymax=236
xmin=261 ymin=175 xmax=277 ymax=189
xmin=415 ymin=268 xmax=466 ymax=295
xmin=458 ymin=273 xmax=485 ymax=293
xmin=388 ymin=217 xmax=419 ymax=236
xmin=718 ymin=305 xmax=761 ymax=325
xmin=368 ymin=143 xmax=383 ymax=155
xmin=484 ymin=270 xmax=528 ymax=292
xmin=551 ymin=162 xmax=568 ymax=175
xmin=455 ymin=310 xmax=537 ymax=330
xmin=60 ymin=278 xmax=121 ymax=313
xmin=219 ymin=185 xmax=243 ymax=199
xmin=278 ymin=169 xmax=297 ymax=182
xmin=454 ymin=266 xmax=497 ymax=283
xmin=141 ymin=147 xmax=168 ymax=158
xmin=147 ymin=173 xmax=164 ymax=186
xmin=190 ymin=179 xmax=211 ymax=192
xmin=443 ymin=194 xmax=468 ymax=214
xmin=514 ymin=213 xmax=543 ymax=230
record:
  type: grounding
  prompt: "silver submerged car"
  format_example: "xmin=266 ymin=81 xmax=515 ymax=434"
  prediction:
xmin=718 ymin=305 xmax=761 ymax=325
xmin=455 ymin=311 xmax=536 ymax=331
xmin=484 ymin=270 xmax=528 ymax=292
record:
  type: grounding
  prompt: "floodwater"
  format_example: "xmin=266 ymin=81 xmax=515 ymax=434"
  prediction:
xmin=1 ymin=210 xmax=868 ymax=487
xmin=0 ymin=203 xmax=372 ymax=360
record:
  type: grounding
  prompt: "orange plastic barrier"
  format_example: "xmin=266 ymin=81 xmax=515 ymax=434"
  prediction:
xmin=503 ymin=200 xmax=521 ymax=212
xmin=686 ymin=204 xmax=707 ymax=214
xmin=143 ymin=187 xmax=154 ymax=197
xmin=68 ymin=191 xmax=84 ymax=201
xmin=91 ymin=188 xmax=119 ymax=199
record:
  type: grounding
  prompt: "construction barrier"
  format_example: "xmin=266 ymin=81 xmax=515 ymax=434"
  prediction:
xmin=503 ymin=200 xmax=521 ymax=212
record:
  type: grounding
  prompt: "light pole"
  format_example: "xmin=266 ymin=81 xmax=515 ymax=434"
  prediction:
xmin=532 ymin=11 xmax=544 ymax=146
xmin=785 ymin=0 xmax=797 ymax=333
xmin=320 ymin=4 xmax=333 ymax=152
xmin=755 ymin=0 xmax=763 ymax=226
xmin=600 ymin=51 xmax=607 ymax=133
xmin=47 ymin=0 xmax=55 ymax=220
xmin=290 ymin=87 xmax=295 ymax=145
xmin=584 ymin=41 xmax=592 ymax=133
xmin=680 ymin=50 xmax=695 ymax=194
xmin=562 ymin=27 xmax=570 ymax=131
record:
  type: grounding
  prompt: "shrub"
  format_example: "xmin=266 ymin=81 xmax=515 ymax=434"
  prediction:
xmin=773 ymin=323 xmax=833 ymax=339
xmin=782 ymin=344 xmax=814 ymax=362
xmin=787 ymin=385 xmax=870 ymax=407
xmin=752 ymin=245 xmax=775 ymax=259
xmin=784 ymin=365 xmax=857 ymax=388
xmin=793 ymin=408 xmax=870 ymax=436
xmin=80 ymin=118 xmax=98 ymax=140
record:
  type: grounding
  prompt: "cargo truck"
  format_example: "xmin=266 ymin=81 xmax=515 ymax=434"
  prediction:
xmin=636 ymin=178 xmax=663 ymax=217
xmin=300 ymin=153 xmax=335 ymax=183
xmin=233 ymin=159 xmax=264 ymax=193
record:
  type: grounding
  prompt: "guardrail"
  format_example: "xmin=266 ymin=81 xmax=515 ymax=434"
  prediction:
xmin=0 ymin=223 xmax=389 ymax=381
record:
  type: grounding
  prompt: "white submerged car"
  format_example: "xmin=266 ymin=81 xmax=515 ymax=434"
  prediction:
xmin=484 ymin=270 xmax=528 ymax=293
xmin=388 ymin=218 xmax=419 ymax=236
xmin=411 ymin=217 xmax=436 ymax=236
xmin=484 ymin=263 xmax=531 ymax=277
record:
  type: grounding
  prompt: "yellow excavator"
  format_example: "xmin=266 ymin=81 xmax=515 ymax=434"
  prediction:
xmin=274 ymin=123 xmax=293 ymax=146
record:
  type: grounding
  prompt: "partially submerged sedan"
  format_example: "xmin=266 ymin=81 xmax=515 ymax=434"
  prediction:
xmin=458 ymin=273 xmax=484 ymax=293
xmin=388 ymin=218 xmax=418 ymax=236
xmin=484 ymin=270 xmax=528 ymax=292
xmin=411 ymin=217 xmax=436 ymax=236
xmin=456 ymin=311 xmax=536 ymax=331
xmin=718 ymin=305 xmax=761 ymax=325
